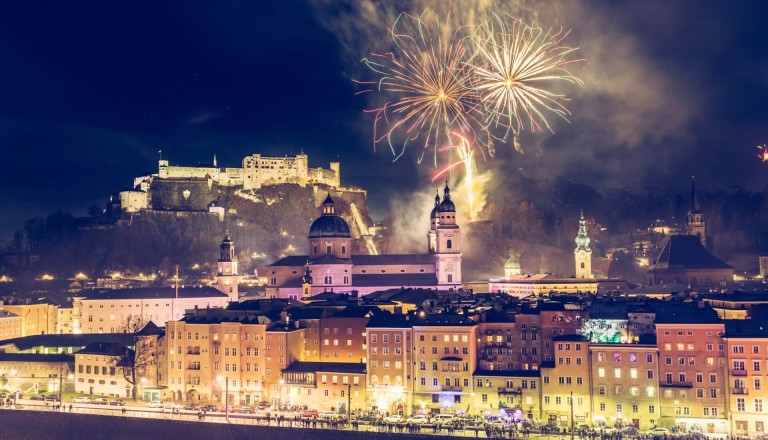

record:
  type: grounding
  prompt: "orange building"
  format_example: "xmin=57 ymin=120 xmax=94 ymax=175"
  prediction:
xmin=723 ymin=320 xmax=768 ymax=436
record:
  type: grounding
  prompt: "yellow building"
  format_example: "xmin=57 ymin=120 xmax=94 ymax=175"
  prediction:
xmin=472 ymin=370 xmax=541 ymax=422
xmin=542 ymin=335 xmax=591 ymax=429
xmin=411 ymin=313 xmax=477 ymax=415
xmin=281 ymin=362 xmax=366 ymax=413
xmin=589 ymin=343 xmax=660 ymax=431
xmin=0 ymin=309 xmax=23 ymax=341
xmin=3 ymin=302 xmax=58 ymax=337
xmin=656 ymin=316 xmax=728 ymax=435
xmin=723 ymin=320 xmax=768 ymax=436
xmin=75 ymin=342 xmax=134 ymax=398
xmin=366 ymin=312 xmax=412 ymax=415
xmin=700 ymin=294 xmax=768 ymax=320
xmin=0 ymin=353 xmax=74 ymax=395
xmin=163 ymin=315 xmax=270 ymax=405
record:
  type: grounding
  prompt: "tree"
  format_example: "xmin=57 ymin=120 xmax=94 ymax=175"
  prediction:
xmin=111 ymin=317 xmax=160 ymax=400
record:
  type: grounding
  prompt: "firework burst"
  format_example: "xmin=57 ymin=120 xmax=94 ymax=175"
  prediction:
xmin=471 ymin=14 xmax=584 ymax=144
xmin=356 ymin=12 xmax=484 ymax=166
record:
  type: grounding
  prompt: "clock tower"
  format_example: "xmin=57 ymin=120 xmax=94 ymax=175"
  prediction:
xmin=215 ymin=233 xmax=240 ymax=301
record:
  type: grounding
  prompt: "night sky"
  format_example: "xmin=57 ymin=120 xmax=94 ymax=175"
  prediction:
xmin=2 ymin=1 xmax=768 ymax=241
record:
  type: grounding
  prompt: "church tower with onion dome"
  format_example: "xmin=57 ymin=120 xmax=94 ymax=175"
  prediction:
xmin=215 ymin=232 xmax=240 ymax=301
xmin=433 ymin=182 xmax=462 ymax=287
xmin=574 ymin=210 xmax=593 ymax=279
xmin=427 ymin=191 xmax=440 ymax=254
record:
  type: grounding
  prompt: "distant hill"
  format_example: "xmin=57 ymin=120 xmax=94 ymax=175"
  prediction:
xmin=3 ymin=168 xmax=768 ymax=284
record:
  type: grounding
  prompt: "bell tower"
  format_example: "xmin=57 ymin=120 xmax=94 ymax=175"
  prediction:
xmin=574 ymin=210 xmax=593 ymax=279
xmin=215 ymin=233 xmax=240 ymax=301
xmin=427 ymin=191 xmax=440 ymax=254
xmin=434 ymin=182 xmax=462 ymax=288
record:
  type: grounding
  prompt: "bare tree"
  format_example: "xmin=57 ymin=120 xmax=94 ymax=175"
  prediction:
xmin=112 ymin=316 xmax=160 ymax=400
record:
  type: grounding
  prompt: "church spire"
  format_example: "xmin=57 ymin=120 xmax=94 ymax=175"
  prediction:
xmin=690 ymin=173 xmax=699 ymax=213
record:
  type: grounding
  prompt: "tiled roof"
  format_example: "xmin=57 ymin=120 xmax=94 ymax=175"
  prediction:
xmin=651 ymin=235 xmax=732 ymax=270
xmin=351 ymin=273 xmax=438 ymax=288
xmin=77 ymin=342 xmax=132 ymax=357
xmin=366 ymin=312 xmax=413 ymax=329
xmin=0 ymin=353 xmax=74 ymax=363
xmin=474 ymin=369 xmax=541 ymax=378
xmin=351 ymin=254 xmax=435 ymax=265
xmin=652 ymin=302 xmax=721 ymax=324
xmin=0 ymin=333 xmax=136 ymax=351
xmin=282 ymin=361 xmax=366 ymax=374
xmin=269 ymin=256 xmax=310 ymax=267
xmin=79 ymin=286 xmax=228 ymax=300
xmin=310 ymin=255 xmax=352 ymax=265
xmin=724 ymin=319 xmax=768 ymax=338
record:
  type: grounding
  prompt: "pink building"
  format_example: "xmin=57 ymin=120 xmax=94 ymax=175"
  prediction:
xmin=260 ymin=185 xmax=463 ymax=299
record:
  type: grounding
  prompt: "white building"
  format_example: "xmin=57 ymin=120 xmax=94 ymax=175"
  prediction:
xmin=72 ymin=286 xmax=230 ymax=334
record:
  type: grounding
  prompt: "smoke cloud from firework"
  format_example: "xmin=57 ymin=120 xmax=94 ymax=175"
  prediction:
xmin=311 ymin=0 xmax=697 ymax=188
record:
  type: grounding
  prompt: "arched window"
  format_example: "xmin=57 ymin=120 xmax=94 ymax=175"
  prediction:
xmin=270 ymin=277 xmax=277 ymax=286
xmin=326 ymin=245 xmax=332 ymax=255
xmin=324 ymin=275 xmax=333 ymax=284
xmin=313 ymin=245 xmax=318 ymax=255
xmin=447 ymin=239 xmax=452 ymax=249
xmin=341 ymin=245 xmax=346 ymax=255
xmin=371 ymin=375 xmax=379 ymax=386
xmin=343 ymin=276 xmax=349 ymax=284
xmin=383 ymin=375 xmax=390 ymax=386
xmin=580 ymin=262 xmax=585 ymax=269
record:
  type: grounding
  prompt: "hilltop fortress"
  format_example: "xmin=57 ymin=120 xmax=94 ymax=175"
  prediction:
xmin=158 ymin=152 xmax=340 ymax=189
xmin=118 ymin=152 xmax=342 ymax=214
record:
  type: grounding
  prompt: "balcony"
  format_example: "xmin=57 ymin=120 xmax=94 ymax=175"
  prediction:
xmin=187 ymin=365 xmax=201 ymax=371
xmin=186 ymin=349 xmax=201 ymax=355
xmin=732 ymin=387 xmax=749 ymax=395
xmin=498 ymin=387 xmax=522 ymax=395
xmin=442 ymin=385 xmax=463 ymax=392
xmin=731 ymin=369 xmax=747 ymax=377
xmin=661 ymin=381 xmax=693 ymax=388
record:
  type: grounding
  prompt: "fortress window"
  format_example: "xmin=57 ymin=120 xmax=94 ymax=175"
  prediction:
xmin=447 ymin=239 xmax=452 ymax=249
xmin=326 ymin=245 xmax=332 ymax=255
xmin=341 ymin=245 xmax=346 ymax=255
xmin=581 ymin=263 xmax=585 ymax=269
xmin=313 ymin=246 xmax=318 ymax=255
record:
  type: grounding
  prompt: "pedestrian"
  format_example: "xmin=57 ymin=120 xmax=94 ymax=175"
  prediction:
xmin=69 ymin=404 xmax=73 ymax=413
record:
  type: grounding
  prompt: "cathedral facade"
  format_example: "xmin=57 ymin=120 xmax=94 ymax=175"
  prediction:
xmin=259 ymin=185 xmax=463 ymax=299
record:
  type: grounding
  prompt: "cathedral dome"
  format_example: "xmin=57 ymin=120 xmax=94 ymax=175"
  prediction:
xmin=308 ymin=216 xmax=351 ymax=238
xmin=308 ymin=195 xmax=351 ymax=239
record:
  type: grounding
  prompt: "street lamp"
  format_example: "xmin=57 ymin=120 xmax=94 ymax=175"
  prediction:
xmin=218 ymin=375 xmax=229 ymax=422
xmin=347 ymin=383 xmax=352 ymax=424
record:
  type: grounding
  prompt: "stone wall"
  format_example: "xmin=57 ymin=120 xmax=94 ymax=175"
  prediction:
xmin=0 ymin=411 xmax=455 ymax=440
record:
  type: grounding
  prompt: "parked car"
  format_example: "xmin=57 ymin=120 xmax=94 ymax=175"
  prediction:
xmin=30 ymin=394 xmax=46 ymax=401
xmin=92 ymin=398 xmax=108 ymax=405
xmin=183 ymin=403 xmax=199 ymax=411
xmin=145 ymin=400 xmax=164 ymax=408
xmin=163 ymin=402 xmax=182 ymax=410
xmin=0 ymin=393 xmax=6 ymax=398
xmin=201 ymin=404 xmax=218 ymax=412
xmin=649 ymin=427 xmax=670 ymax=435
xmin=432 ymin=414 xmax=455 ymax=425
xmin=72 ymin=397 xmax=91 ymax=404
xmin=486 ymin=417 xmax=507 ymax=428
xmin=383 ymin=414 xmax=403 ymax=423
xmin=109 ymin=399 xmax=126 ymax=406
xmin=237 ymin=406 xmax=256 ymax=414
xmin=257 ymin=401 xmax=269 ymax=410
xmin=622 ymin=427 xmax=641 ymax=436
xmin=406 ymin=415 xmax=430 ymax=424
xmin=319 ymin=411 xmax=338 ymax=420
xmin=44 ymin=394 xmax=60 ymax=402
xmin=300 ymin=410 xmax=319 ymax=419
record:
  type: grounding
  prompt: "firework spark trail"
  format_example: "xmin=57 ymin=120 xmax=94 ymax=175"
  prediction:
xmin=433 ymin=132 xmax=477 ymax=219
xmin=356 ymin=12 xmax=485 ymax=166
xmin=470 ymin=14 xmax=584 ymax=142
